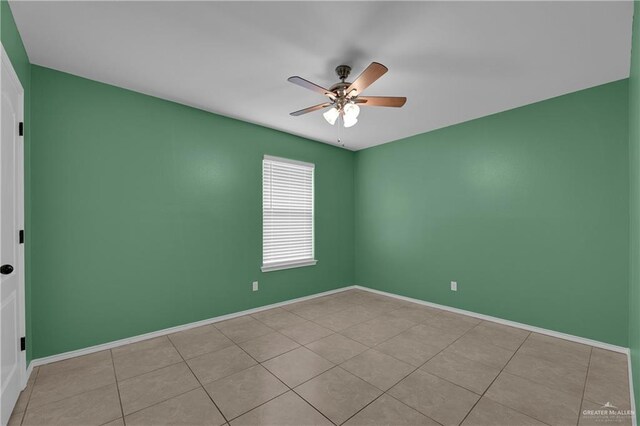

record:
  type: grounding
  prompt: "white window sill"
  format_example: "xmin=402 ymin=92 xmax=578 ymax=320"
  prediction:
xmin=261 ymin=259 xmax=317 ymax=272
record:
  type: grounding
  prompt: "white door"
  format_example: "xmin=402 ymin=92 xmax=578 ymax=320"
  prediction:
xmin=0 ymin=45 xmax=25 ymax=426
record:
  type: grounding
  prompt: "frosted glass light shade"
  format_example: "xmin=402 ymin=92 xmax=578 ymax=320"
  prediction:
xmin=343 ymin=103 xmax=360 ymax=119
xmin=343 ymin=114 xmax=358 ymax=128
xmin=323 ymin=107 xmax=340 ymax=125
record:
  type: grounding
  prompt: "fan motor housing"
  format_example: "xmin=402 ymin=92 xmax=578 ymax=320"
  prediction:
xmin=328 ymin=81 xmax=351 ymax=95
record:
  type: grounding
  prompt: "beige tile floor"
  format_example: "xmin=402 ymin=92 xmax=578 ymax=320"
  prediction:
xmin=8 ymin=289 xmax=633 ymax=426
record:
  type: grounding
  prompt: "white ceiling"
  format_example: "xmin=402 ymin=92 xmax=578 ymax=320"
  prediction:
xmin=10 ymin=1 xmax=634 ymax=150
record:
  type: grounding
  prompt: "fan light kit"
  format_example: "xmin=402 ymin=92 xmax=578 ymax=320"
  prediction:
xmin=288 ymin=62 xmax=407 ymax=128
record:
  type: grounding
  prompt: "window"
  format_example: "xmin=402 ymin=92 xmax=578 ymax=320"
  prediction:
xmin=262 ymin=155 xmax=316 ymax=272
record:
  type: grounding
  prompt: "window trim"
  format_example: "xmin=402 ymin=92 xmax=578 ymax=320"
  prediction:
xmin=263 ymin=154 xmax=314 ymax=169
xmin=261 ymin=155 xmax=317 ymax=273
xmin=261 ymin=259 xmax=318 ymax=273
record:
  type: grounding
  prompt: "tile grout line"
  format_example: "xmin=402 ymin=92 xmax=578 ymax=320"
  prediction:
xmin=231 ymin=299 xmax=370 ymax=425
xmin=465 ymin=334 xmax=600 ymax=417
xmin=337 ymin=325 xmax=474 ymax=425
xmin=109 ymin=349 xmax=126 ymax=425
xmin=459 ymin=333 xmax=562 ymax=426
xmin=413 ymin=327 xmax=530 ymax=394
xmin=496 ymin=355 xmax=596 ymax=412
xmin=325 ymin=299 xmax=481 ymax=364
xmin=22 ymin=382 xmax=119 ymax=424
xmin=307 ymin=316 xmax=412 ymax=355
xmin=289 ymin=292 xmax=390 ymax=332
xmin=292 ymin=291 xmax=428 ymax=424
xmin=304 ymin=307 xmax=380 ymax=331
xmin=22 ymin=353 xmax=124 ymax=413
xmin=338 ymin=313 xmax=486 ymax=425
xmin=287 ymin=365 xmax=341 ymax=426
xmin=294 ymin=301 xmax=420 ymax=370
xmin=113 ymin=328 xmax=319 ymax=422
xmin=17 ymin=366 xmax=40 ymax=426
xmin=118 ymin=385 xmax=204 ymax=420
xmin=236 ymin=354 xmax=332 ymax=424
xmin=165 ymin=334 xmax=231 ymax=425
xmin=338 ymin=310 xmax=475 ymax=371
xmin=327 ymin=296 xmax=573 ymax=415
xmin=111 ymin=338 xmax=231 ymax=420
xmin=493 ymin=339 xmax=596 ymax=399
xmin=478 ymin=398 xmax=553 ymax=426
xmin=27 ymin=364 xmax=123 ymax=422
xmin=116 ymin=358 xmax=185 ymax=383
xmin=246 ymin=290 xmax=430 ymax=416
xmin=251 ymin=307 xmax=338 ymax=345
xmin=407 ymin=321 xmax=490 ymax=380
xmin=229 ymin=335 xmax=338 ymax=425
xmin=284 ymin=296 xmax=486 ymax=424
xmin=275 ymin=291 xmax=415 ymax=341
xmin=336 ymin=383 xmax=440 ymax=426
xmin=479 ymin=330 xmax=594 ymax=425
xmin=456 ymin=329 xmax=533 ymax=426
xmin=576 ymin=347 xmax=594 ymax=426
xmin=229 ymin=340 xmax=336 ymax=424
xmin=184 ymin=315 xmax=324 ymax=424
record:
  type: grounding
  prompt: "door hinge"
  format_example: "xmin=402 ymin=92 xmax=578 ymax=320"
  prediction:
xmin=19 ymin=230 xmax=24 ymax=244
xmin=20 ymin=337 xmax=25 ymax=351
xmin=18 ymin=122 xmax=23 ymax=137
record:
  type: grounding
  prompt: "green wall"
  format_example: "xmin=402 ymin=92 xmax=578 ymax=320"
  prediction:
xmin=29 ymin=66 xmax=354 ymax=358
xmin=355 ymin=80 xmax=630 ymax=346
xmin=629 ymin=0 xmax=640 ymax=411
xmin=1 ymin=0 xmax=32 ymax=362
xmin=24 ymin=67 xmax=636 ymax=357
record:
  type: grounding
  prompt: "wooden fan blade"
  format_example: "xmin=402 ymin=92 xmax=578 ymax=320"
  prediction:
xmin=346 ymin=62 xmax=388 ymax=96
xmin=356 ymin=96 xmax=407 ymax=107
xmin=290 ymin=103 xmax=332 ymax=116
xmin=288 ymin=76 xmax=335 ymax=98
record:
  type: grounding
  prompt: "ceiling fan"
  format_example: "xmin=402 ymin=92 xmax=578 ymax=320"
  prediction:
xmin=288 ymin=62 xmax=407 ymax=128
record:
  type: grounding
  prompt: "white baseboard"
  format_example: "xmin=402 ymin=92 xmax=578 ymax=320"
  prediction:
xmin=627 ymin=352 xmax=638 ymax=426
xmin=354 ymin=285 xmax=628 ymax=353
xmin=30 ymin=283 xmax=628 ymax=361
xmin=28 ymin=285 xmax=355 ymax=368
xmin=354 ymin=285 xmax=637 ymax=425
xmin=25 ymin=282 xmax=638 ymax=426
xmin=24 ymin=361 xmax=34 ymax=387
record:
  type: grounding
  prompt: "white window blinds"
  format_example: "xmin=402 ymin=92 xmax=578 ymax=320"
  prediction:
xmin=262 ymin=155 xmax=316 ymax=272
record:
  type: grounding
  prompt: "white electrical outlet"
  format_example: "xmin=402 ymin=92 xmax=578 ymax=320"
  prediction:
xmin=451 ymin=281 xmax=457 ymax=291
xmin=252 ymin=281 xmax=259 ymax=292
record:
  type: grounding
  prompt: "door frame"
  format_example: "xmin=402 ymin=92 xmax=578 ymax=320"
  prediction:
xmin=1 ymin=42 xmax=27 ymax=389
